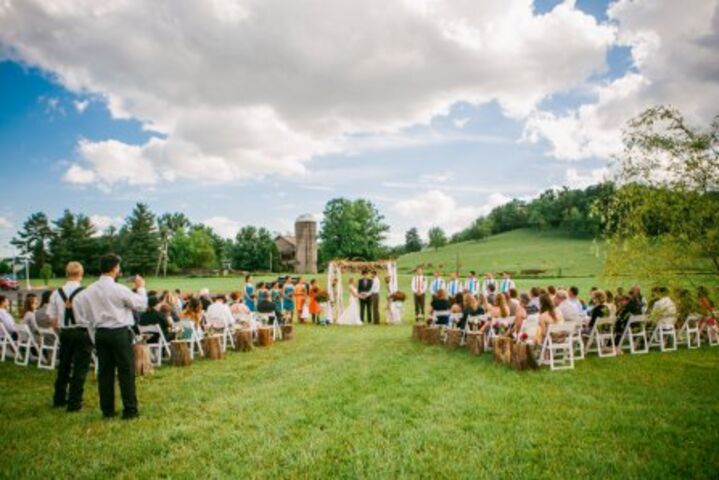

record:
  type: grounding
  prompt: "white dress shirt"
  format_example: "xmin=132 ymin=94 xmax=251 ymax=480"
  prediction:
xmin=465 ymin=277 xmax=479 ymax=296
xmin=48 ymin=280 xmax=85 ymax=329
xmin=206 ymin=302 xmax=235 ymax=329
xmin=558 ymin=300 xmax=581 ymax=324
xmin=0 ymin=308 xmax=17 ymax=335
xmin=482 ymin=279 xmax=496 ymax=295
xmin=370 ymin=277 xmax=381 ymax=295
xmin=411 ymin=275 xmax=427 ymax=295
xmin=430 ymin=277 xmax=446 ymax=295
xmin=73 ymin=275 xmax=147 ymax=330
xmin=22 ymin=311 xmax=38 ymax=335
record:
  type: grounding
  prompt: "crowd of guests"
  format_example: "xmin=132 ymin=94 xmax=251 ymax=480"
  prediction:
xmin=417 ymin=271 xmax=718 ymax=349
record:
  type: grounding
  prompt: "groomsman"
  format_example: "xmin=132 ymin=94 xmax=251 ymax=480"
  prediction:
xmin=49 ymin=261 xmax=90 ymax=412
xmin=430 ymin=271 xmax=445 ymax=300
xmin=447 ymin=272 xmax=462 ymax=298
xmin=370 ymin=271 xmax=381 ymax=324
xmin=357 ymin=270 xmax=373 ymax=323
xmin=411 ymin=267 xmax=427 ymax=320
xmin=74 ymin=254 xmax=147 ymax=420
xmin=499 ymin=272 xmax=516 ymax=294
xmin=465 ymin=271 xmax=480 ymax=298
xmin=482 ymin=273 xmax=496 ymax=297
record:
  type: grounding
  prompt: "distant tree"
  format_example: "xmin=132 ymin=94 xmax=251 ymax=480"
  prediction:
xmin=0 ymin=260 xmax=10 ymax=275
xmin=187 ymin=227 xmax=217 ymax=269
xmin=49 ymin=210 xmax=98 ymax=275
xmin=428 ymin=226 xmax=447 ymax=250
xmin=11 ymin=212 xmax=53 ymax=275
xmin=319 ymin=198 xmax=389 ymax=261
xmin=600 ymin=106 xmax=719 ymax=285
xmin=121 ymin=203 xmax=160 ymax=275
xmin=232 ymin=226 xmax=279 ymax=272
xmin=404 ymin=227 xmax=422 ymax=253
xmin=39 ymin=263 xmax=53 ymax=286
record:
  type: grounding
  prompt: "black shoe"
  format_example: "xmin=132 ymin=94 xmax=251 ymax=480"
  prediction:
xmin=67 ymin=405 xmax=82 ymax=413
xmin=121 ymin=411 xmax=139 ymax=420
xmin=53 ymin=402 xmax=67 ymax=408
xmin=103 ymin=412 xmax=117 ymax=419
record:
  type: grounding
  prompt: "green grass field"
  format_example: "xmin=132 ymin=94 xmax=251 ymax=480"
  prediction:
xmin=4 ymin=229 xmax=718 ymax=478
xmin=1 ymin=325 xmax=718 ymax=478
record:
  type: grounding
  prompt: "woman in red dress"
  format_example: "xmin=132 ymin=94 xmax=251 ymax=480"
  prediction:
xmin=309 ymin=279 xmax=321 ymax=324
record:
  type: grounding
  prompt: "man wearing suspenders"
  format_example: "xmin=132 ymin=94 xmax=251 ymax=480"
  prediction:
xmin=74 ymin=254 xmax=147 ymax=420
xmin=465 ymin=271 xmax=480 ymax=299
xmin=411 ymin=267 xmax=427 ymax=321
xmin=48 ymin=261 xmax=90 ymax=412
xmin=447 ymin=271 xmax=462 ymax=298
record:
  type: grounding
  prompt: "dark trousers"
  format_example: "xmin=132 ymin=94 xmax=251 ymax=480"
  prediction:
xmin=371 ymin=294 xmax=380 ymax=324
xmin=53 ymin=328 xmax=92 ymax=409
xmin=414 ymin=294 xmax=425 ymax=319
xmin=360 ymin=297 xmax=372 ymax=323
xmin=95 ymin=327 xmax=138 ymax=417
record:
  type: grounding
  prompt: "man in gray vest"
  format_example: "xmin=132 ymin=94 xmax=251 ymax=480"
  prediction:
xmin=48 ymin=261 xmax=90 ymax=411
xmin=74 ymin=254 xmax=147 ymax=420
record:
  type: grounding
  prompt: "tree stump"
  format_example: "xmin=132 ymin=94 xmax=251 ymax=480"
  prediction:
xmin=445 ymin=328 xmax=461 ymax=349
xmin=465 ymin=331 xmax=483 ymax=355
xmin=281 ymin=324 xmax=294 ymax=341
xmin=202 ymin=335 xmax=223 ymax=360
xmin=492 ymin=336 xmax=512 ymax=364
xmin=170 ymin=341 xmax=192 ymax=367
xmin=133 ymin=343 xmax=154 ymax=376
xmin=412 ymin=323 xmax=425 ymax=340
xmin=511 ymin=342 xmax=539 ymax=371
xmin=234 ymin=329 xmax=254 ymax=352
xmin=424 ymin=326 xmax=442 ymax=345
xmin=258 ymin=327 xmax=274 ymax=347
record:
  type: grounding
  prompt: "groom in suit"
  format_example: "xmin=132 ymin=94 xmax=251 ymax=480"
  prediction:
xmin=357 ymin=269 xmax=373 ymax=324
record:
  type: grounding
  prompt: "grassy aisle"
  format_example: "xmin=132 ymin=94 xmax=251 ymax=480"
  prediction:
xmin=1 ymin=324 xmax=718 ymax=478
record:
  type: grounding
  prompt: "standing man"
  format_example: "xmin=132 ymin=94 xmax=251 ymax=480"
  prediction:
xmin=48 ymin=261 xmax=90 ymax=412
xmin=447 ymin=272 xmax=462 ymax=298
xmin=482 ymin=273 xmax=496 ymax=297
xmin=499 ymin=272 xmax=515 ymax=294
xmin=370 ymin=271 xmax=381 ymax=324
xmin=430 ymin=271 xmax=445 ymax=300
xmin=411 ymin=267 xmax=427 ymax=321
xmin=357 ymin=270 xmax=373 ymax=324
xmin=465 ymin=271 xmax=480 ymax=299
xmin=74 ymin=254 xmax=147 ymax=420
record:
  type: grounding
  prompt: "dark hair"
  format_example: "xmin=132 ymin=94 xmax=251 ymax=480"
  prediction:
xmin=469 ymin=270 xmax=476 ymax=276
xmin=361 ymin=269 xmax=368 ymax=275
xmin=540 ymin=293 xmax=556 ymax=320
xmin=509 ymin=288 xmax=518 ymax=299
xmin=245 ymin=274 xmax=252 ymax=282
xmin=0 ymin=295 xmax=7 ymax=307
xmin=569 ymin=286 xmax=579 ymax=296
xmin=487 ymin=283 xmax=496 ymax=293
xmin=175 ymin=288 xmax=181 ymax=294
xmin=213 ymin=294 xmax=227 ymax=302
xmin=147 ymin=295 xmax=160 ymax=312
xmin=24 ymin=293 xmax=37 ymax=313
xmin=547 ymin=285 xmax=556 ymax=295
xmin=40 ymin=290 xmax=53 ymax=307
xmin=99 ymin=253 xmax=121 ymax=274
xmin=310 ymin=279 xmax=317 ymax=285
xmin=530 ymin=287 xmax=540 ymax=297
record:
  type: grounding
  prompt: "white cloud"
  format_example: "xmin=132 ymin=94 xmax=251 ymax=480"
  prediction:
xmin=393 ymin=189 xmax=481 ymax=235
xmin=0 ymin=0 xmax=614 ymax=189
xmin=452 ymin=117 xmax=470 ymax=129
xmin=565 ymin=167 xmax=610 ymax=189
xmin=203 ymin=216 xmax=241 ymax=239
xmin=89 ymin=214 xmax=123 ymax=233
xmin=73 ymin=99 xmax=89 ymax=113
xmin=0 ymin=216 xmax=13 ymax=229
xmin=523 ymin=0 xmax=719 ymax=160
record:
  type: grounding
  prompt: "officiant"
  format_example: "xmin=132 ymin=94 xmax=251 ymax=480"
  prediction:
xmin=357 ymin=269 xmax=373 ymax=323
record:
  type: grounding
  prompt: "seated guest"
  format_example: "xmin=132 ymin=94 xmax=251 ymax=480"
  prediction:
xmin=430 ymin=289 xmax=451 ymax=326
xmin=229 ymin=291 xmax=252 ymax=321
xmin=451 ymin=292 xmax=464 ymax=311
xmin=180 ymin=297 xmax=204 ymax=337
xmin=588 ymin=290 xmax=610 ymax=330
xmin=605 ymin=290 xmax=617 ymax=318
xmin=527 ymin=287 xmax=541 ymax=313
xmin=587 ymin=287 xmax=599 ymax=307
xmin=488 ymin=293 xmax=510 ymax=319
xmin=615 ymin=285 xmax=643 ymax=343
xmin=507 ymin=289 xmax=520 ymax=316
xmin=555 ymin=290 xmax=581 ymax=324
xmin=547 ymin=285 xmax=557 ymax=302
xmin=206 ymin=294 xmax=235 ymax=330
xmin=697 ymin=286 xmax=717 ymax=334
xmin=198 ymin=288 xmax=212 ymax=311
xmin=257 ymin=288 xmax=280 ymax=321
xmin=539 ymin=293 xmax=563 ymax=338
xmin=649 ymin=287 xmax=677 ymax=327
xmin=486 ymin=283 xmax=497 ymax=306
xmin=34 ymin=290 xmax=53 ymax=329
xmin=139 ymin=295 xmax=171 ymax=342
xmin=159 ymin=290 xmax=181 ymax=322
xmin=567 ymin=286 xmax=583 ymax=313
xmin=459 ymin=294 xmax=485 ymax=331
xmin=21 ymin=293 xmax=39 ymax=336
xmin=0 ymin=295 xmax=17 ymax=340
xmin=513 ymin=293 xmax=530 ymax=336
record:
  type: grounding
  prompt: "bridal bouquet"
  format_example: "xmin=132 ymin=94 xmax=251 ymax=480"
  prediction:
xmin=389 ymin=291 xmax=407 ymax=302
xmin=315 ymin=289 xmax=329 ymax=303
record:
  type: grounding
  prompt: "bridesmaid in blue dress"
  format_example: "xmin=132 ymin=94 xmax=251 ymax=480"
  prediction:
xmin=244 ymin=275 xmax=256 ymax=312
xmin=282 ymin=279 xmax=295 ymax=323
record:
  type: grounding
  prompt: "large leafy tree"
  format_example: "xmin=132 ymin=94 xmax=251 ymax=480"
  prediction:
xmin=231 ymin=226 xmax=279 ymax=272
xmin=319 ymin=198 xmax=389 ymax=260
xmin=11 ymin=212 xmax=53 ymax=274
xmin=121 ymin=203 xmax=160 ymax=275
xmin=49 ymin=210 xmax=98 ymax=275
xmin=600 ymin=106 xmax=719 ymax=286
xmin=428 ymin=226 xmax=447 ymax=251
xmin=404 ymin=227 xmax=422 ymax=253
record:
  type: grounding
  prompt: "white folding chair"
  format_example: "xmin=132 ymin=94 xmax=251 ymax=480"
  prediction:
xmin=36 ymin=327 xmax=60 ymax=369
xmin=257 ymin=312 xmax=282 ymax=341
xmin=0 ymin=323 xmax=18 ymax=362
xmin=463 ymin=314 xmax=486 ymax=344
xmin=619 ymin=315 xmax=649 ymax=354
xmin=680 ymin=314 xmax=702 ymax=349
xmin=705 ymin=316 xmax=718 ymax=347
xmin=539 ymin=323 xmax=575 ymax=371
xmin=449 ymin=312 xmax=463 ymax=329
xmin=138 ymin=325 xmax=171 ymax=366
xmin=649 ymin=317 xmax=678 ymax=352
xmin=565 ymin=320 xmax=585 ymax=360
xmin=14 ymin=324 xmax=40 ymax=367
xmin=585 ymin=317 xmax=617 ymax=358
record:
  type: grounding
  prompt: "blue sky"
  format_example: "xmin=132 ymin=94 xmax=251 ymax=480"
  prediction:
xmin=0 ymin=0 xmax=716 ymax=254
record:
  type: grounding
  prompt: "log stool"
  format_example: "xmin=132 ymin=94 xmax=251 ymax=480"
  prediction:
xmin=445 ymin=328 xmax=462 ymax=349
xmin=133 ymin=343 xmax=154 ymax=376
xmin=258 ymin=327 xmax=274 ymax=347
xmin=412 ymin=323 xmax=425 ymax=340
xmin=170 ymin=341 xmax=192 ymax=367
xmin=424 ymin=326 xmax=442 ymax=345
xmin=234 ymin=329 xmax=254 ymax=352
xmin=465 ymin=331 xmax=483 ymax=356
xmin=201 ymin=334 xmax=223 ymax=360
xmin=511 ymin=342 xmax=539 ymax=371
xmin=281 ymin=324 xmax=294 ymax=341
xmin=492 ymin=336 xmax=512 ymax=364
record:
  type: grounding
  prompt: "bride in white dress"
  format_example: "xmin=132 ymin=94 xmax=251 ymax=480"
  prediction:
xmin=337 ymin=278 xmax=362 ymax=326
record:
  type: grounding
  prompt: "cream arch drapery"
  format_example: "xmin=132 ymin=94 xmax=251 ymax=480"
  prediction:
xmin=326 ymin=259 xmax=398 ymax=322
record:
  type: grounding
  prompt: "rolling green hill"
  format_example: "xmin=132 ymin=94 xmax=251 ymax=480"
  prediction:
xmin=397 ymin=229 xmax=603 ymax=278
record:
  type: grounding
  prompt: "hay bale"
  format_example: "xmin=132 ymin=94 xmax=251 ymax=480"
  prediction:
xmin=133 ymin=344 xmax=154 ymax=376
xmin=170 ymin=341 xmax=191 ymax=367
xmin=445 ymin=328 xmax=461 ymax=349
xmin=465 ymin=331 xmax=483 ymax=355
xmin=202 ymin=335 xmax=223 ymax=360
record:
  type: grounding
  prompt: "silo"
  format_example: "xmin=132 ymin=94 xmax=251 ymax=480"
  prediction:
xmin=294 ymin=214 xmax=318 ymax=274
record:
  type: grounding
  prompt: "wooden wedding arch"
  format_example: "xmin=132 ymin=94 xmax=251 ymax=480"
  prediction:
xmin=326 ymin=259 xmax=398 ymax=320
